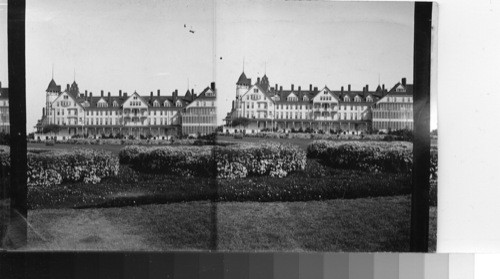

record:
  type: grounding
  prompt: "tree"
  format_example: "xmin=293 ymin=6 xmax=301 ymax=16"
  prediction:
xmin=42 ymin=124 xmax=61 ymax=139
xmin=231 ymin=117 xmax=250 ymax=129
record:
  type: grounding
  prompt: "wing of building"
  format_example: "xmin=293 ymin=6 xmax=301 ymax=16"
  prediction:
xmin=35 ymin=78 xmax=217 ymax=140
xmin=225 ymin=72 xmax=412 ymax=134
xmin=0 ymin=82 xmax=9 ymax=133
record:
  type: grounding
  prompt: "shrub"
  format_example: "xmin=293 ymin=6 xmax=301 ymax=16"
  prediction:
xmin=0 ymin=149 xmax=119 ymax=186
xmin=215 ymin=142 xmax=306 ymax=179
xmin=124 ymin=146 xmax=215 ymax=177
xmin=26 ymin=149 xmax=119 ymax=187
xmin=307 ymin=140 xmax=413 ymax=173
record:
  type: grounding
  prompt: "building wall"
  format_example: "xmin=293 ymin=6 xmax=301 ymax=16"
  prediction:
xmin=181 ymin=98 xmax=217 ymax=135
xmin=372 ymin=95 xmax=413 ymax=131
xmin=0 ymin=98 xmax=9 ymax=133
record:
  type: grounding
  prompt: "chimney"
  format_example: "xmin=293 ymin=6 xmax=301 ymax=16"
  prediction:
xmin=341 ymin=86 xmax=344 ymax=93
xmin=279 ymin=86 xmax=283 ymax=92
xmin=309 ymin=84 xmax=312 ymax=91
xmin=150 ymin=91 xmax=153 ymax=98
xmin=382 ymin=84 xmax=385 ymax=91
xmin=298 ymin=86 xmax=301 ymax=93
xmin=191 ymin=89 xmax=194 ymax=95
xmin=85 ymin=90 xmax=88 ymax=98
xmin=232 ymin=100 xmax=235 ymax=109
xmin=108 ymin=92 xmax=111 ymax=98
xmin=119 ymin=90 xmax=122 ymax=97
xmin=211 ymin=82 xmax=216 ymax=91
xmin=402 ymin=78 xmax=407 ymax=86
xmin=42 ymin=107 xmax=45 ymax=116
xmin=66 ymin=84 xmax=70 ymax=91
xmin=193 ymin=93 xmax=197 ymax=99
xmin=366 ymin=84 xmax=369 ymax=92
xmin=257 ymin=77 xmax=261 ymax=84
xmin=275 ymin=84 xmax=278 ymax=91
xmin=291 ymin=84 xmax=294 ymax=91
xmin=0 ymin=82 xmax=2 ymax=88
xmin=101 ymin=90 xmax=104 ymax=97
xmin=348 ymin=84 xmax=351 ymax=92
xmin=158 ymin=89 xmax=161 ymax=97
xmin=123 ymin=93 xmax=127 ymax=98
xmin=80 ymin=93 xmax=84 ymax=98
xmin=314 ymin=87 xmax=318 ymax=91
xmin=90 ymin=92 xmax=93 ymax=98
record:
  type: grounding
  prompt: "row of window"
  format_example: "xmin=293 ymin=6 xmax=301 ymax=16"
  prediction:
xmin=182 ymin=115 xmax=216 ymax=124
xmin=373 ymin=120 xmax=414 ymax=130
xmin=240 ymin=111 xmax=363 ymax=121
xmin=372 ymin=111 xmax=412 ymax=120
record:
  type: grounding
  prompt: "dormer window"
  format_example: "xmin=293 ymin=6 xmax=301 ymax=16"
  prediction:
xmin=164 ymin=100 xmax=171 ymax=107
xmin=354 ymin=96 xmax=361 ymax=102
xmin=344 ymin=96 xmax=350 ymax=102
xmin=176 ymin=100 xmax=183 ymax=107
xmin=366 ymin=96 xmax=373 ymax=102
xmin=113 ymin=101 xmax=119 ymax=107
xmin=303 ymin=96 xmax=308 ymax=101
xmin=153 ymin=100 xmax=160 ymax=107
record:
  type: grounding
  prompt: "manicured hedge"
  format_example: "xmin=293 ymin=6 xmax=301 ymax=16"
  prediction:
xmin=215 ymin=142 xmax=306 ymax=179
xmin=0 ymin=148 xmax=119 ymax=186
xmin=120 ymin=142 xmax=306 ymax=179
xmin=307 ymin=140 xmax=413 ymax=173
xmin=121 ymin=146 xmax=215 ymax=177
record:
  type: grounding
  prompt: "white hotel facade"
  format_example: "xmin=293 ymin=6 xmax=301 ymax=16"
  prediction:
xmin=224 ymin=72 xmax=413 ymax=133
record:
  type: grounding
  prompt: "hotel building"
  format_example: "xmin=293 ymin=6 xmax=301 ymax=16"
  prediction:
xmin=36 ymin=78 xmax=217 ymax=139
xmin=224 ymin=72 xmax=413 ymax=133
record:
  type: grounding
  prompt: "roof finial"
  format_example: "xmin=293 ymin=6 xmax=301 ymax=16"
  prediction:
xmin=52 ymin=64 xmax=54 ymax=80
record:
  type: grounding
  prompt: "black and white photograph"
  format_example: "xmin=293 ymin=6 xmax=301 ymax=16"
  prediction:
xmin=0 ymin=0 xmax=437 ymax=252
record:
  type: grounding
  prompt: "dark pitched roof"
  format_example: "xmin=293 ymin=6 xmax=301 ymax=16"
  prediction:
xmin=196 ymin=86 xmax=216 ymax=99
xmin=387 ymin=82 xmax=413 ymax=96
xmin=46 ymin=79 xmax=61 ymax=92
xmin=236 ymin=72 xmax=251 ymax=86
xmin=270 ymin=89 xmax=319 ymax=104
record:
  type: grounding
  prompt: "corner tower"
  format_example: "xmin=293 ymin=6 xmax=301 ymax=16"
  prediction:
xmin=45 ymin=78 xmax=61 ymax=121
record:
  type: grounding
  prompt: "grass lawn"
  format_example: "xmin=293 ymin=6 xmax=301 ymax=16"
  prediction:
xmin=218 ymin=135 xmax=314 ymax=150
xmin=25 ymin=196 xmax=436 ymax=252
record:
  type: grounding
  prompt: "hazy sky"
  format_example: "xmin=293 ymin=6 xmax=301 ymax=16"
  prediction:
xmin=0 ymin=0 xmax=437 ymax=131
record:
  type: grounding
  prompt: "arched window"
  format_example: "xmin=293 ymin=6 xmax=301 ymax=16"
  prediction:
xmin=153 ymin=100 xmax=160 ymax=107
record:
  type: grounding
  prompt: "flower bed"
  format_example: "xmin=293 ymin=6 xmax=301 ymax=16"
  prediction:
xmin=0 ymin=148 xmax=119 ymax=186
xmin=215 ymin=142 xmax=306 ymax=179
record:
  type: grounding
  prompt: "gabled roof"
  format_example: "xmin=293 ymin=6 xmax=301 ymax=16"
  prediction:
xmin=46 ymin=79 xmax=61 ymax=92
xmin=387 ymin=82 xmax=413 ymax=96
xmin=196 ymin=86 xmax=216 ymax=99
